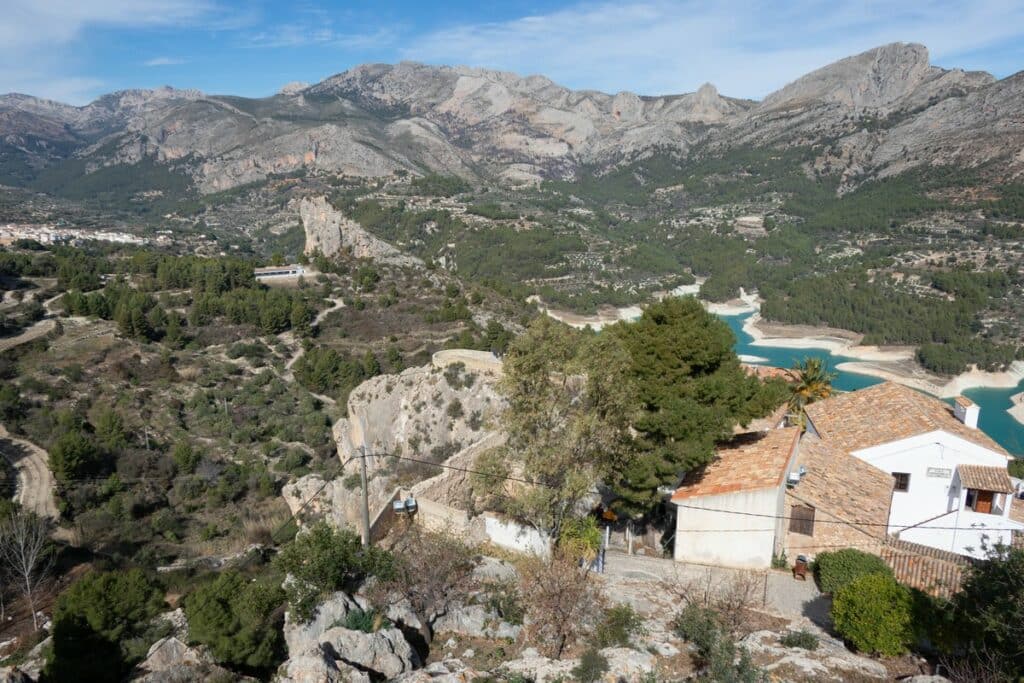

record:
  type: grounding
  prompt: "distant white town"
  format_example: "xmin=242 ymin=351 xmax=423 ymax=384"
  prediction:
xmin=0 ymin=223 xmax=164 ymax=247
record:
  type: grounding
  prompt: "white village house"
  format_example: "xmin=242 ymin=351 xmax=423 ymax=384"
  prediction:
xmin=672 ymin=382 xmax=1024 ymax=579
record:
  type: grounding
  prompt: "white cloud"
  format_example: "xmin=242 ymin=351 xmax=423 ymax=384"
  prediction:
xmin=399 ymin=0 xmax=1024 ymax=98
xmin=0 ymin=0 xmax=221 ymax=103
xmin=244 ymin=24 xmax=399 ymax=50
xmin=144 ymin=57 xmax=186 ymax=67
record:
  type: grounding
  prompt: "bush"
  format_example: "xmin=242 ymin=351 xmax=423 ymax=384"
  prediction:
xmin=46 ymin=569 xmax=165 ymax=682
xmin=813 ymin=548 xmax=893 ymax=594
xmin=672 ymin=604 xmax=764 ymax=682
xmin=481 ymin=579 xmax=525 ymax=626
xmin=832 ymin=573 xmax=912 ymax=655
xmin=341 ymin=607 xmax=390 ymax=633
xmin=185 ymin=571 xmax=286 ymax=671
xmin=571 ymin=648 xmax=609 ymax=683
xmin=447 ymin=398 xmax=465 ymax=419
xmin=274 ymin=522 xmax=394 ymax=621
xmin=595 ymin=603 xmax=646 ymax=648
xmin=780 ymin=629 xmax=819 ymax=650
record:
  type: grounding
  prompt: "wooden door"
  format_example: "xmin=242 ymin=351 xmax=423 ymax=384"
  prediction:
xmin=975 ymin=490 xmax=994 ymax=514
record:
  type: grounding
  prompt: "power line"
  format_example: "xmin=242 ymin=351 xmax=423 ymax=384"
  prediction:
xmin=674 ymin=501 xmax=1024 ymax=533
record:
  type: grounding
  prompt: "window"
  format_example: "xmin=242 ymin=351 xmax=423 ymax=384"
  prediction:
xmin=893 ymin=472 xmax=910 ymax=492
xmin=790 ymin=505 xmax=815 ymax=535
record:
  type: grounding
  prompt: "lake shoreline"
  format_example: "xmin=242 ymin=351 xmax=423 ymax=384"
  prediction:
xmin=535 ymin=295 xmax=1024 ymax=421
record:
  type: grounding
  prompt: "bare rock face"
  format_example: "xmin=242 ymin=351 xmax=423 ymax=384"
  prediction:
xmin=131 ymin=637 xmax=251 ymax=683
xmin=318 ymin=626 xmax=420 ymax=680
xmin=741 ymin=629 xmax=889 ymax=680
xmin=763 ymin=43 xmax=935 ymax=111
xmin=282 ymin=355 xmax=504 ymax=532
xmin=432 ymin=603 xmax=521 ymax=640
xmin=332 ymin=356 xmax=504 ymax=526
xmin=0 ymin=668 xmax=32 ymax=683
xmin=283 ymin=591 xmax=364 ymax=657
xmin=391 ymin=659 xmax=485 ymax=682
xmin=299 ymin=196 xmax=423 ymax=267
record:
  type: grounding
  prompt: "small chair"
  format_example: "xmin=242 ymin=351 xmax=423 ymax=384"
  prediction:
xmin=792 ymin=555 xmax=809 ymax=581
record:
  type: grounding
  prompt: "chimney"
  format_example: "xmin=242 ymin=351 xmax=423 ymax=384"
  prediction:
xmin=953 ymin=396 xmax=979 ymax=429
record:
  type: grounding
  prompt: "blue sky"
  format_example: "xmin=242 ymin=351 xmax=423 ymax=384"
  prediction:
xmin=4 ymin=0 xmax=1024 ymax=105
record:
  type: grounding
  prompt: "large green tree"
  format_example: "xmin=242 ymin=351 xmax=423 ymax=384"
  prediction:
xmin=496 ymin=316 xmax=636 ymax=539
xmin=607 ymin=297 xmax=786 ymax=514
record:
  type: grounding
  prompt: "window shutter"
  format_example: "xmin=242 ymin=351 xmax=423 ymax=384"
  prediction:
xmin=790 ymin=505 xmax=815 ymax=535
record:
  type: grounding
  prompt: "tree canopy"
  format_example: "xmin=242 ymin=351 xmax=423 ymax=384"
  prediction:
xmin=607 ymin=297 xmax=787 ymax=514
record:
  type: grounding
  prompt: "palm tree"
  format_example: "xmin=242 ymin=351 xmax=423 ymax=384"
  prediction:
xmin=787 ymin=357 xmax=837 ymax=424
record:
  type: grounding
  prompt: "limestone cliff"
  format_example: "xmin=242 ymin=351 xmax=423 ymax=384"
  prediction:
xmin=299 ymin=195 xmax=423 ymax=267
xmin=283 ymin=352 xmax=505 ymax=530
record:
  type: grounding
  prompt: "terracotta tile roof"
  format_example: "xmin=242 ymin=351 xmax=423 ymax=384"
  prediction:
xmin=804 ymin=382 xmax=1008 ymax=456
xmin=787 ymin=435 xmax=893 ymax=539
xmin=958 ymin=464 xmax=1014 ymax=493
xmin=881 ymin=538 xmax=969 ymax=599
xmin=954 ymin=395 xmax=974 ymax=408
xmin=672 ymin=427 xmax=800 ymax=501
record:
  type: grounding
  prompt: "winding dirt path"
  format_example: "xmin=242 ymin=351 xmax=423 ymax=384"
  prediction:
xmin=0 ymin=425 xmax=58 ymax=519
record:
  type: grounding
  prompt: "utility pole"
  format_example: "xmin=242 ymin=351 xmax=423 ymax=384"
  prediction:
xmin=359 ymin=445 xmax=371 ymax=547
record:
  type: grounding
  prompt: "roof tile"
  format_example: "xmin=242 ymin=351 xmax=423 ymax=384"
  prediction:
xmin=804 ymin=382 xmax=1008 ymax=456
xmin=672 ymin=427 xmax=800 ymax=501
xmin=958 ymin=464 xmax=1014 ymax=493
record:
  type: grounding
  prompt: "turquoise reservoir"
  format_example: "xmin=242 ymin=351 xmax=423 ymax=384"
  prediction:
xmin=720 ymin=313 xmax=1024 ymax=456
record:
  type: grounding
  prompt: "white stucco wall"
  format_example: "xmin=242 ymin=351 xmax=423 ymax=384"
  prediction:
xmin=851 ymin=430 xmax=1023 ymax=558
xmin=482 ymin=514 xmax=550 ymax=556
xmin=674 ymin=488 xmax=780 ymax=568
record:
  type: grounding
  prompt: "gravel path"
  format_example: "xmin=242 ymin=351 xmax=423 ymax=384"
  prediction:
xmin=0 ymin=425 xmax=58 ymax=519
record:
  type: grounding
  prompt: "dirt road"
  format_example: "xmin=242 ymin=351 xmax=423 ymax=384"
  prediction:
xmin=0 ymin=425 xmax=59 ymax=519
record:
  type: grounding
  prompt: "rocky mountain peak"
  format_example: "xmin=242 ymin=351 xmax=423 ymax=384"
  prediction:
xmin=762 ymin=42 xmax=944 ymax=110
xmin=278 ymin=81 xmax=310 ymax=96
xmin=696 ymin=82 xmax=719 ymax=100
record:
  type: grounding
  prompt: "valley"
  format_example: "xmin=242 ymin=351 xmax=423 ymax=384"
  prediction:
xmin=1 ymin=37 xmax=1024 ymax=682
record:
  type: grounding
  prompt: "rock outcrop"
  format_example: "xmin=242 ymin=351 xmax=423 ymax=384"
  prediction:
xmin=741 ymin=628 xmax=889 ymax=680
xmin=318 ymin=626 xmax=420 ymax=680
xmin=432 ymin=603 xmax=521 ymax=640
xmin=131 ymin=636 xmax=249 ymax=683
xmin=288 ymin=355 xmax=504 ymax=530
xmin=299 ymin=196 xmax=423 ymax=267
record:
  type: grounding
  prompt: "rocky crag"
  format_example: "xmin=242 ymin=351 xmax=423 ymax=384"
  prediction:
xmin=3 ymin=43 xmax=1021 ymax=191
xmin=298 ymin=195 xmax=423 ymax=266
xmin=282 ymin=353 xmax=505 ymax=531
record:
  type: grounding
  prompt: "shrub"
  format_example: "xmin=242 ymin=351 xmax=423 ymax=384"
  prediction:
xmin=447 ymin=398 xmax=465 ymax=419
xmin=46 ymin=569 xmax=165 ymax=682
xmin=274 ymin=522 xmax=394 ymax=621
xmin=341 ymin=608 xmax=390 ymax=633
xmin=171 ymin=441 xmax=201 ymax=474
xmin=813 ymin=548 xmax=893 ymax=593
xmin=595 ymin=603 xmax=646 ymax=648
xmin=185 ymin=571 xmax=286 ymax=670
xmin=832 ymin=573 xmax=912 ymax=655
xmin=672 ymin=603 xmax=721 ymax=657
xmin=672 ymin=603 xmax=764 ymax=681
xmin=780 ymin=629 xmax=819 ymax=650
xmin=571 ymin=648 xmax=609 ymax=683
xmin=482 ymin=579 xmax=525 ymax=625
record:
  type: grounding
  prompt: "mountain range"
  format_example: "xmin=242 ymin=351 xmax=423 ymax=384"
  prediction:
xmin=1 ymin=42 xmax=1022 ymax=194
